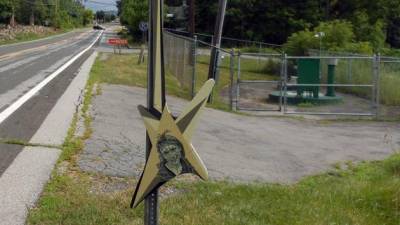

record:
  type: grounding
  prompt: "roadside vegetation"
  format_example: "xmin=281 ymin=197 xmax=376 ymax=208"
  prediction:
xmin=28 ymin=152 xmax=400 ymax=225
xmin=119 ymin=0 xmax=400 ymax=55
xmin=27 ymin=52 xmax=400 ymax=224
xmin=0 ymin=27 xmax=66 ymax=45
xmin=0 ymin=0 xmax=95 ymax=45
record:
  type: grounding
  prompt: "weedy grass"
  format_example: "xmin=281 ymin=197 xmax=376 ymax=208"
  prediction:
xmin=333 ymin=59 xmax=400 ymax=106
xmin=0 ymin=29 xmax=68 ymax=46
xmin=28 ymin=151 xmax=400 ymax=225
xmin=27 ymin=52 xmax=400 ymax=225
xmin=89 ymin=53 xmax=273 ymax=111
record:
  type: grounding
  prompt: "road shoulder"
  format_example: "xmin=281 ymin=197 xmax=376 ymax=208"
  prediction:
xmin=0 ymin=52 xmax=98 ymax=225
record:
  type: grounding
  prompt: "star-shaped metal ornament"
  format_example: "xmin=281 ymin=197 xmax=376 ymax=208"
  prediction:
xmin=131 ymin=79 xmax=215 ymax=208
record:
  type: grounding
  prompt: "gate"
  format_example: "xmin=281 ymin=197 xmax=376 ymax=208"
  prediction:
xmin=235 ymin=53 xmax=284 ymax=111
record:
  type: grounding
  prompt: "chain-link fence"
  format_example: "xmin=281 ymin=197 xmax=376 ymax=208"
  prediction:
xmin=163 ymin=32 xmax=196 ymax=98
xmin=162 ymin=33 xmax=400 ymax=118
xmin=235 ymin=53 xmax=284 ymax=111
xmin=380 ymin=56 xmax=400 ymax=106
xmin=282 ymin=55 xmax=378 ymax=116
xmin=165 ymin=28 xmax=283 ymax=54
xmin=163 ymin=31 xmax=236 ymax=106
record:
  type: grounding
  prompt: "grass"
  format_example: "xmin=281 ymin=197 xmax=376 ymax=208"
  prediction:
xmin=28 ymin=148 xmax=400 ymax=224
xmin=328 ymin=58 xmax=400 ymax=106
xmin=27 ymin=52 xmax=400 ymax=225
xmin=88 ymin=53 xmax=275 ymax=111
xmin=0 ymin=28 xmax=69 ymax=46
xmin=0 ymin=138 xmax=61 ymax=149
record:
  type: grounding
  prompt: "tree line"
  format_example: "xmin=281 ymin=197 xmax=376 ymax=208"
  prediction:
xmin=0 ymin=0 xmax=93 ymax=29
xmin=118 ymin=0 xmax=400 ymax=54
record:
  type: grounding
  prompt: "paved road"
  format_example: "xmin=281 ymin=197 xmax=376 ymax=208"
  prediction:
xmin=0 ymin=28 xmax=102 ymax=176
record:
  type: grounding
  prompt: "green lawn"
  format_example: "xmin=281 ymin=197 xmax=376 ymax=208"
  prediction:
xmin=27 ymin=53 xmax=400 ymax=225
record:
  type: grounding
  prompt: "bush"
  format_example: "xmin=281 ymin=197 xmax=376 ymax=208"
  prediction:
xmin=315 ymin=20 xmax=355 ymax=51
xmin=284 ymin=20 xmax=356 ymax=56
xmin=261 ymin=59 xmax=281 ymax=76
xmin=342 ymin=42 xmax=374 ymax=55
xmin=284 ymin=29 xmax=319 ymax=55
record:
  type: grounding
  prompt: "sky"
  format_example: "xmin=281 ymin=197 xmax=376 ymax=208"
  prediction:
xmin=84 ymin=0 xmax=118 ymax=12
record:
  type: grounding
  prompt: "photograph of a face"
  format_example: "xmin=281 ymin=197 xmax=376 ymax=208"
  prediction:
xmin=156 ymin=133 xmax=193 ymax=181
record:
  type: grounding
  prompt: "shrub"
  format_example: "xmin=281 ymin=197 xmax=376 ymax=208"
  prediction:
xmin=261 ymin=59 xmax=281 ymax=76
xmin=315 ymin=20 xmax=355 ymax=51
xmin=284 ymin=29 xmax=319 ymax=55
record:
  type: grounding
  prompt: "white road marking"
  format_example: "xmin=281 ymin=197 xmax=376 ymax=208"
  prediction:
xmin=0 ymin=30 xmax=103 ymax=125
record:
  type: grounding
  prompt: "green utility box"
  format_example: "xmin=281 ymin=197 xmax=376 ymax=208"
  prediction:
xmin=297 ymin=59 xmax=320 ymax=98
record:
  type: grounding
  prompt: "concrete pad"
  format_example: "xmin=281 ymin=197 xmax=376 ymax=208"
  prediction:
xmin=0 ymin=147 xmax=61 ymax=225
xmin=30 ymin=52 xmax=98 ymax=146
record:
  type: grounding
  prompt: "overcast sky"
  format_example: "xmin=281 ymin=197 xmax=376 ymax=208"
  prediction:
xmin=84 ymin=0 xmax=117 ymax=12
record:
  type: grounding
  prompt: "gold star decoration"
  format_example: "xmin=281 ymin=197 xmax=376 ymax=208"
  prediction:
xmin=131 ymin=79 xmax=215 ymax=208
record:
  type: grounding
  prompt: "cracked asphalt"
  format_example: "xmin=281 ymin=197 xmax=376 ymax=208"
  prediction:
xmin=78 ymin=84 xmax=400 ymax=183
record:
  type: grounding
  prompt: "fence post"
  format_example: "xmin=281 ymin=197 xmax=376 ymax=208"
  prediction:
xmin=283 ymin=54 xmax=288 ymax=114
xmin=229 ymin=49 xmax=235 ymax=110
xmin=258 ymin=42 xmax=262 ymax=69
xmin=375 ymin=53 xmax=381 ymax=119
xmin=279 ymin=52 xmax=285 ymax=112
xmin=236 ymin=51 xmax=241 ymax=111
xmin=191 ymin=35 xmax=198 ymax=99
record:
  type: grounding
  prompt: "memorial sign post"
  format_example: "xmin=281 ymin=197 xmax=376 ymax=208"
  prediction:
xmin=130 ymin=1 xmax=215 ymax=225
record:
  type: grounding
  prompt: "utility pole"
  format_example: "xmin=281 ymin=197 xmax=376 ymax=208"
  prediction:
xmin=207 ymin=0 xmax=227 ymax=102
xmin=188 ymin=0 xmax=195 ymax=37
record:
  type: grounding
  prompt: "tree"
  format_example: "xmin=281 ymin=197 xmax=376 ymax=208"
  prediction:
xmin=284 ymin=29 xmax=320 ymax=55
xmin=0 ymin=0 xmax=12 ymax=24
xmin=83 ymin=9 xmax=93 ymax=26
xmin=120 ymin=0 xmax=148 ymax=37
xmin=315 ymin=20 xmax=354 ymax=50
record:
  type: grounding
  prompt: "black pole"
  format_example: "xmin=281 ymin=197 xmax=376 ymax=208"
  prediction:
xmin=144 ymin=0 xmax=166 ymax=224
xmin=188 ymin=0 xmax=195 ymax=37
xmin=207 ymin=0 xmax=227 ymax=102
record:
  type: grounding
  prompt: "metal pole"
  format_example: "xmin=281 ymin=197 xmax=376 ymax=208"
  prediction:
xmin=279 ymin=53 xmax=285 ymax=112
xmin=375 ymin=54 xmax=381 ymax=119
xmin=236 ymin=51 xmax=241 ymax=111
xmin=258 ymin=43 xmax=261 ymax=69
xmin=283 ymin=54 xmax=288 ymax=114
xmin=188 ymin=0 xmax=195 ymax=37
xmin=144 ymin=0 xmax=165 ymax=224
xmin=372 ymin=54 xmax=377 ymax=118
xmin=229 ymin=49 xmax=235 ymax=110
xmin=191 ymin=35 xmax=198 ymax=99
xmin=207 ymin=0 xmax=227 ymax=81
